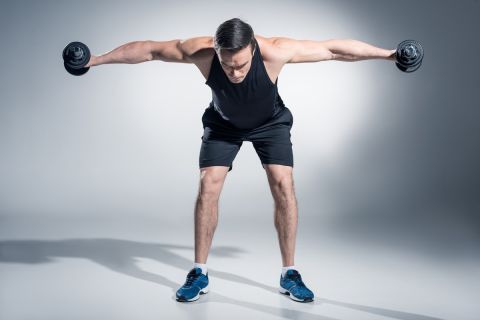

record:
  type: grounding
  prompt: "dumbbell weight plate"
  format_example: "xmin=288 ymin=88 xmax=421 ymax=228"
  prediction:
xmin=63 ymin=62 xmax=90 ymax=76
xmin=395 ymin=61 xmax=422 ymax=73
xmin=62 ymin=41 xmax=91 ymax=76
xmin=395 ymin=40 xmax=424 ymax=73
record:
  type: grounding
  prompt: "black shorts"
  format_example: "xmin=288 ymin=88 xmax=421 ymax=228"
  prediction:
xmin=199 ymin=105 xmax=294 ymax=172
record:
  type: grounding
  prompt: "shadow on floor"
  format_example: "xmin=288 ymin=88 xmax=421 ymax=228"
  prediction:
xmin=0 ymin=238 xmax=444 ymax=320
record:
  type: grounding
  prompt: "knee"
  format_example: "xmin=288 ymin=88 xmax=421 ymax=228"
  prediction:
xmin=198 ymin=170 xmax=226 ymax=201
xmin=268 ymin=171 xmax=293 ymax=191
xmin=271 ymin=176 xmax=295 ymax=200
xmin=265 ymin=165 xmax=294 ymax=192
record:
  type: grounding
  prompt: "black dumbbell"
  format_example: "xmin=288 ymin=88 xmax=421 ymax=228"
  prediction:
xmin=395 ymin=40 xmax=424 ymax=73
xmin=62 ymin=41 xmax=91 ymax=76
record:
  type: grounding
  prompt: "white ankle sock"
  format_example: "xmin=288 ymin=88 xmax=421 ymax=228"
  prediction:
xmin=194 ymin=263 xmax=208 ymax=275
xmin=282 ymin=265 xmax=296 ymax=277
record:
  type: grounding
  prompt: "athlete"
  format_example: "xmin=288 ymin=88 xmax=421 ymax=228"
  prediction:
xmin=85 ymin=18 xmax=396 ymax=303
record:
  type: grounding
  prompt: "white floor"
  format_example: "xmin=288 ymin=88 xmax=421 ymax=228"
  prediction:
xmin=0 ymin=217 xmax=478 ymax=320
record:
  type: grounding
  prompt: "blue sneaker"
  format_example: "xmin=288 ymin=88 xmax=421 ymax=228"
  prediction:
xmin=176 ymin=267 xmax=209 ymax=302
xmin=279 ymin=269 xmax=314 ymax=302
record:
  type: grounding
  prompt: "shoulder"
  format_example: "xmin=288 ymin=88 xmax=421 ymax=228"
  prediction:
xmin=179 ymin=36 xmax=215 ymax=60
xmin=180 ymin=36 xmax=214 ymax=54
xmin=178 ymin=36 xmax=215 ymax=80
xmin=254 ymin=34 xmax=295 ymax=64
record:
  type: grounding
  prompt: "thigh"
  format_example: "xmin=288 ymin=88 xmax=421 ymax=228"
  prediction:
xmin=248 ymin=106 xmax=294 ymax=168
xmin=199 ymin=126 xmax=243 ymax=172
xmin=251 ymin=125 xmax=293 ymax=168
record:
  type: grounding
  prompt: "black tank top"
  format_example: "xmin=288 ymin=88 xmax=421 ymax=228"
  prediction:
xmin=205 ymin=38 xmax=285 ymax=130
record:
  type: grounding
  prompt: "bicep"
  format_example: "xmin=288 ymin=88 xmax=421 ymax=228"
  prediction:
xmin=272 ymin=37 xmax=335 ymax=63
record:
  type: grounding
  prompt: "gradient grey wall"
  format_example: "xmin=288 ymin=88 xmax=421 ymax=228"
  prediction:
xmin=1 ymin=0 xmax=479 ymax=260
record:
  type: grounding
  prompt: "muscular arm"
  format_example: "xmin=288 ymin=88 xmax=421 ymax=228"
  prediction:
xmin=86 ymin=37 xmax=213 ymax=67
xmin=86 ymin=41 xmax=154 ymax=66
xmin=270 ymin=37 xmax=396 ymax=63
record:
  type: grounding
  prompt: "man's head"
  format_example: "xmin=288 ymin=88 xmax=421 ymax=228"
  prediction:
xmin=214 ymin=18 xmax=256 ymax=84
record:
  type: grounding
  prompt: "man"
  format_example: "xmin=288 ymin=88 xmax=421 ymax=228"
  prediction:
xmin=86 ymin=18 xmax=396 ymax=303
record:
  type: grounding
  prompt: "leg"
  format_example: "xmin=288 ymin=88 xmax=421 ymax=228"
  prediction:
xmin=194 ymin=165 xmax=230 ymax=264
xmin=263 ymin=164 xmax=297 ymax=267
xmin=197 ymin=121 xmax=244 ymax=264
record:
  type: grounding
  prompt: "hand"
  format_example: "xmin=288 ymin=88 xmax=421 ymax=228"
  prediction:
xmin=387 ymin=49 xmax=396 ymax=61
xmin=85 ymin=55 xmax=98 ymax=67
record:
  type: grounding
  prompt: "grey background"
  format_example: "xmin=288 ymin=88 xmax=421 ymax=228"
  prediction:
xmin=1 ymin=1 xmax=479 ymax=320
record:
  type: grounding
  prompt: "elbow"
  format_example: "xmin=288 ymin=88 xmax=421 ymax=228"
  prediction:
xmin=331 ymin=52 xmax=358 ymax=61
xmin=144 ymin=40 xmax=154 ymax=61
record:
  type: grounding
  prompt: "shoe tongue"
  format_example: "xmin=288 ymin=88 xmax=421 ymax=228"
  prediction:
xmin=192 ymin=267 xmax=202 ymax=275
xmin=286 ymin=269 xmax=299 ymax=276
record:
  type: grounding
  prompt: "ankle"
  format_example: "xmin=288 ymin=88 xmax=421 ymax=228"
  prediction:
xmin=281 ymin=265 xmax=296 ymax=277
xmin=194 ymin=262 xmax=208 ymax=275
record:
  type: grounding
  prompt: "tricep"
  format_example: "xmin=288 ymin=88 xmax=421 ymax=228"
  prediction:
xmin=270 ymin=37 xmax=335 ymax=63
xmin=149 ymin=37 xmax=213 ymax=63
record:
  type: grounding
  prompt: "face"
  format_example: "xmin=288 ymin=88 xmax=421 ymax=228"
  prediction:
xmin=217 ymin=44 xmax=255 ymax=84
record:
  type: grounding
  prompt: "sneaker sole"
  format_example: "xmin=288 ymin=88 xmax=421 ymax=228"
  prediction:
xmin=176 ymin=285 xmax=209 ymax=302
xmin=279 ymin=287 xmax=314 ymax=302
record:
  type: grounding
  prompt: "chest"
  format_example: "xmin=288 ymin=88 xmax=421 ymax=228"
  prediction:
xmin=197 ymin=51 xmax=281 ymax=85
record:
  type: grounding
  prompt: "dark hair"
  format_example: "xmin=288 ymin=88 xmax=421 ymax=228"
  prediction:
xmin=214 ymin=18 xmax=256 ymax=53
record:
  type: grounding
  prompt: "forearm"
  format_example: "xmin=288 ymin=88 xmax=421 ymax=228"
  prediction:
xmin=330 ymin=39 xmax=396 ymax=61
xmin=88 ymin=41 xmax=152 ymax=66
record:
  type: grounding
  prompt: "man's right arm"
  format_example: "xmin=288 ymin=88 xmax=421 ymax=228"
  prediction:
xmin=87 ymin=37 xmax=213 ymax=67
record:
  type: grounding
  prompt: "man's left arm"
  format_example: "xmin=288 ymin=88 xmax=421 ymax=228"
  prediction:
xmin=271 ymin=37 xmax=396 ymax=63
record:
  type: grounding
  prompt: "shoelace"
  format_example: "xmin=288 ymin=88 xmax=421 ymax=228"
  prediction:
xmin=287 ymin=272 xmax=306 ymax=287
xmin=184 ymin=270 xmax=201 ymax=287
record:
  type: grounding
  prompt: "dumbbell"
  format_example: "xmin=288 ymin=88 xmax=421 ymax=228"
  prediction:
xmin=62 ymin=41 xmax=91 ymax=76
xmin=395 ymin=40 xmax=424 ymax=73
